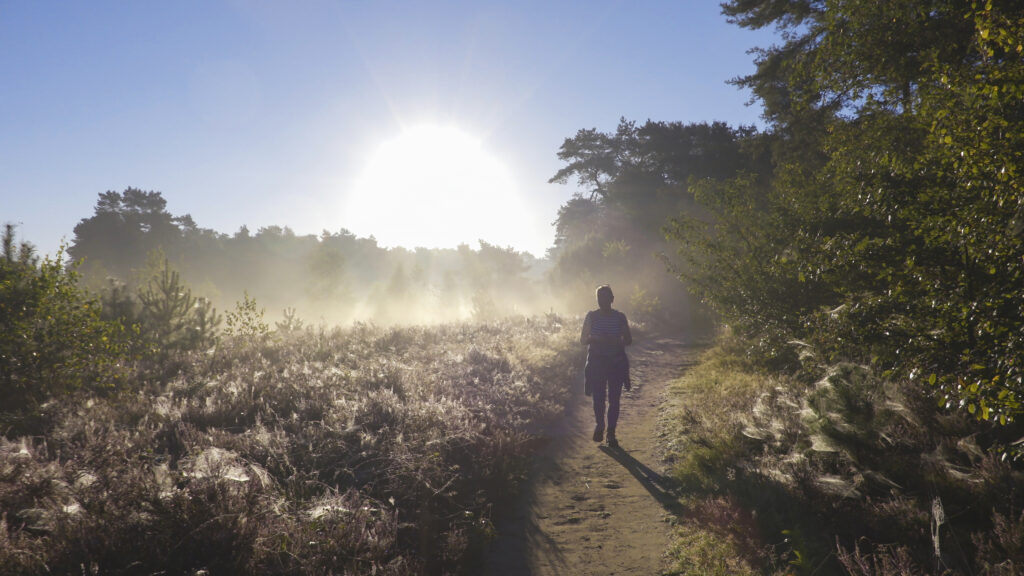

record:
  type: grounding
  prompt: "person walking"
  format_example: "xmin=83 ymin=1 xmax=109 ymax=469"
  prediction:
xmin=581 ymin=285 xmax=632 ymax=448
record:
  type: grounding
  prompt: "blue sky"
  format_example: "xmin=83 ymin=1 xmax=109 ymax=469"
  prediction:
xmin=1 ymin=1 xmax=776 ymax=257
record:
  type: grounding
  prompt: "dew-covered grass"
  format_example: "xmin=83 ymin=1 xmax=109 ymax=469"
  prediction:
xmin=662 ymin=339 xmax=1024 ymax=576
xmin=0 ymin=315 xmax=584 ymax=575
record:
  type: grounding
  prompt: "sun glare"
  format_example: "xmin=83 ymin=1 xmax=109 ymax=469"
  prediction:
xmin=348 ymin=124 xmax=529 ymax=252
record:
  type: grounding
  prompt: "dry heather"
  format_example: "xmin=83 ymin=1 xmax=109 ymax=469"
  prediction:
xmin=0 ymin=315 xmax=584 ymax=575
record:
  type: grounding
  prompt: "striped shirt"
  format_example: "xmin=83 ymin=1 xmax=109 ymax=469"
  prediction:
xmin=582 ymin=309 xmax=630 ymax=356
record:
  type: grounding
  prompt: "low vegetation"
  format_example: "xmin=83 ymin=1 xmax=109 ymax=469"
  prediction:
xmin=663 ymin=337 xmax=1024 ymax=575
xmin=0 ymin=247 xmax=584 ymax=574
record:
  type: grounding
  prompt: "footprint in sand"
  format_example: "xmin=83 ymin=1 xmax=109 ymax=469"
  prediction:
xmin=554 ymin=516 xmax=582 ymax=526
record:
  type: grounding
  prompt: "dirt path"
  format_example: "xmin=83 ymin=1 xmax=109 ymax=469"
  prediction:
xmin=487 ymin=336 xmax=701 ymax=575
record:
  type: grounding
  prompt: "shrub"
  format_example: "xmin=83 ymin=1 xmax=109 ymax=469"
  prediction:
xmin=137 ymin=259 xmax=221 ymax=356
xmin=224 ymin=291 xmax=268 ymax=342
xmin=0 ymin=225 xmax=127 ymax=428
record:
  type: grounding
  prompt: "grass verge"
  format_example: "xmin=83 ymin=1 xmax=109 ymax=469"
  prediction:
xmin=661 ymin=339 xmax=1024 ymax=576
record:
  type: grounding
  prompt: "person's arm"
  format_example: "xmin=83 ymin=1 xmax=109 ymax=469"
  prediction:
xmin=580 ymin=312 xmax=592 ymax=346
xmin=621 ymin=313 xmax=632 ymax=346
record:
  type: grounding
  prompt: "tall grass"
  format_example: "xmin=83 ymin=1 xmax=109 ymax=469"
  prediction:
xmin=0 ymin=315 xmax=583 ymax=575
xmin=662 ymin=337 xmax=1024 ymax=576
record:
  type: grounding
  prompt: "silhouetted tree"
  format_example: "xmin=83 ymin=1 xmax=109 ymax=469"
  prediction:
xmin=70 ymin=188 xmax=191 ymax=279
xmin=549 ymin=120 xmax=759 ymax=328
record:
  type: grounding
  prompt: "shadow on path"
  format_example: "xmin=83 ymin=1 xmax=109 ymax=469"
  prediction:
xmin=485 ymin=503 xmax=565 ymax=576
xmin=486 ymin=336 xmax=698 ymax=575
xmin=485 ymin=376 xmax=587 ymax=576
xmin=598 ymin=444 xmax=685 ymax=517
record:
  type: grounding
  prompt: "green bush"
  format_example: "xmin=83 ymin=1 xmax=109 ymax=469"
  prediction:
xmin=137 ymin=259 xmax=221 ymax=356
xmin=223 ymin=291 xmax=267 ymax=342
xmin=0 ymin=225 xmax=126 ymax=426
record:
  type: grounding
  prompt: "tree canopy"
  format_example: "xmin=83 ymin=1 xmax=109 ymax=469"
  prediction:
xmin=547 ymin=119 xmax=764 ymax=328
xmin=547 ymin=1 xmax=1024 ymax=428
xmin=660 ymin=0 xmax=1024 ymax=426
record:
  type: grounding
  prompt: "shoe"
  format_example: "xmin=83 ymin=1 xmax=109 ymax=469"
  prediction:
xmin=592 ymin=425 xmax=604 ymax=442
xmin=606 ymin=429 xmax=618 ymax=448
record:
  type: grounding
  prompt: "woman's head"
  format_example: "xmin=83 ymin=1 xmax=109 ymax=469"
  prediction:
xmin=596 ymin=285 xmax=613 ymax=310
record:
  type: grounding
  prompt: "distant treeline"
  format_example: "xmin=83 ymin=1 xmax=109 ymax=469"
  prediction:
xmin=66 ymin=188 xmax=553 ymax=325
xmin=65 ymin=124 xmax=758 ymax=330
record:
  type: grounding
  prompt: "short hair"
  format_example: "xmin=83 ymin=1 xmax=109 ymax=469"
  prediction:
xmin=596 ymin=285 xmax=613 ymax=300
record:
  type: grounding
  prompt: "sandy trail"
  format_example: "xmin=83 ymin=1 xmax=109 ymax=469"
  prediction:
xmin=487 ymin=336 xmax=700 ymax=575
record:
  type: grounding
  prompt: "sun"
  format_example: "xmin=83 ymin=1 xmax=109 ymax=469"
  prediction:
xmin=347 ymin=124 xmax=529 ymax=251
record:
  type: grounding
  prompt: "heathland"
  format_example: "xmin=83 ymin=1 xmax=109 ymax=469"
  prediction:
xmin=5 ymin=3 xmax=1024 ymax=574
xmin=1 ymin=300 xmax=584 ymax=573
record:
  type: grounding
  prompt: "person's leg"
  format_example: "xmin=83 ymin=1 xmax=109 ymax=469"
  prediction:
xmin=592 ymin=376 xmax=607 ymax=441
xmin=606 ymin=379 xmax=623 ymax=445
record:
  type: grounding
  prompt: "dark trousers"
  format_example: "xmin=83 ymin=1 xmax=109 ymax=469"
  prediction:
xmin=592 ymin=377 xmax=623 ymax=430
xmin=585 ymin=352 xmax=628 ymax=430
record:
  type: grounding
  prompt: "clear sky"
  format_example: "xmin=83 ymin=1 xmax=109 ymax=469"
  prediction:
xmin=1 ymin=1 xmax=776 ymax=258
